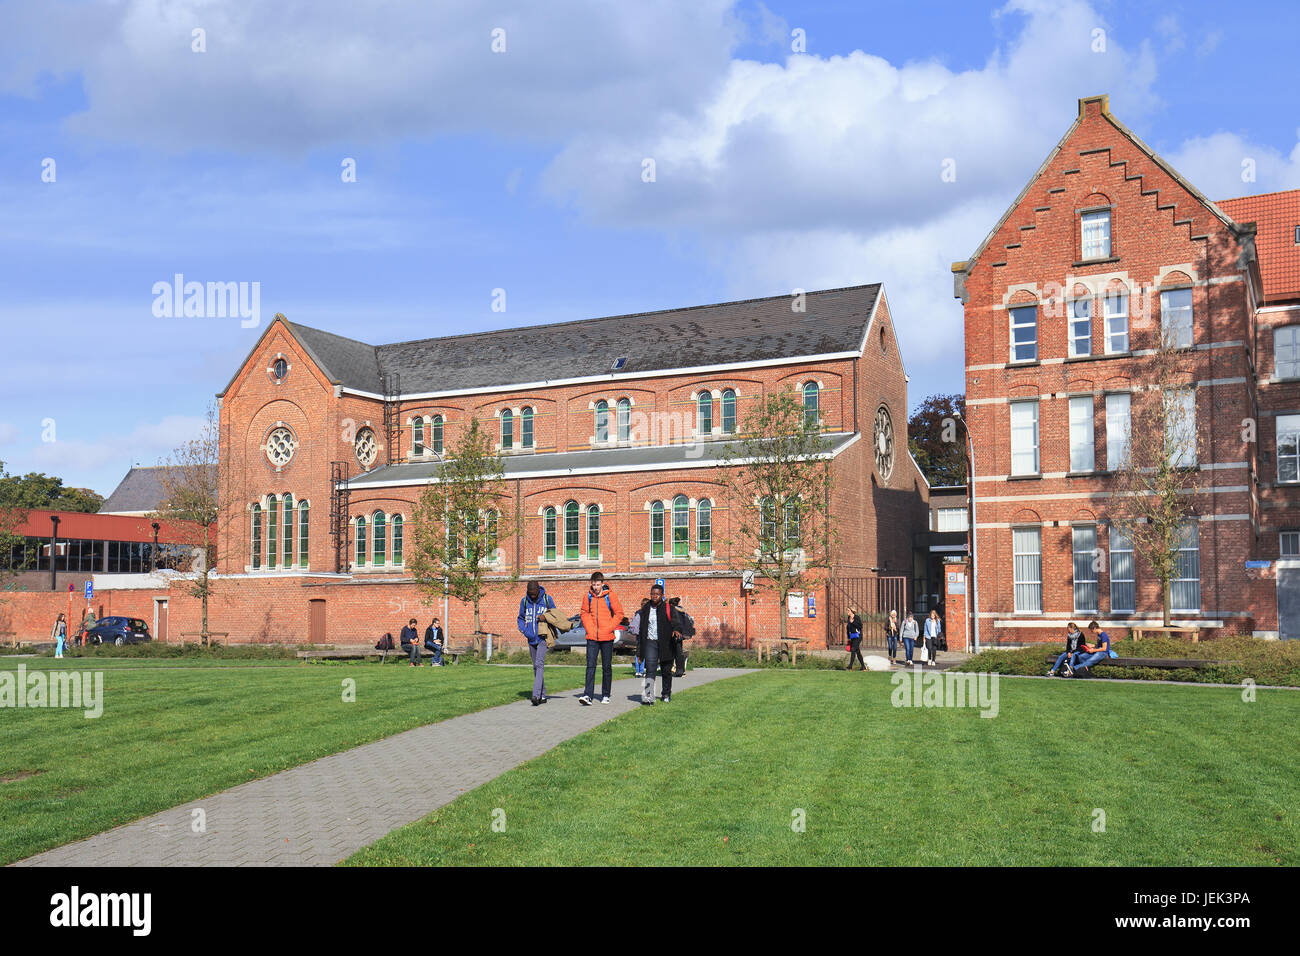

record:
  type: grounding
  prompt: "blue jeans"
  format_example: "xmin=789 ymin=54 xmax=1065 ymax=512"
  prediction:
xmin=1051 ymin=651 xmax=1072 ymax=672
xmin=584 ymin=640 xmax=613 ymax=699
xmin=424 ymin=641 xmax=443 ymax=664
xmin=887 ymin=635 xmax=898 ymax=658
xmin=1072 ymin=651 xmax=1108 ymax=670
xmin=902 ymin=637 xmax=915 ymax=663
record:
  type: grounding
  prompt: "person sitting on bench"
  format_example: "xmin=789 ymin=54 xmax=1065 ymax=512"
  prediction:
xmin=400 ymin=618 xmax=421 ymax=666
xmin=424 ymin=617 xmax=445 ymax=666
xmin=1049 ymin=622 xmax=1086 ymax=676
xmin=1069 ymin=621 xmax=1112 ymax=675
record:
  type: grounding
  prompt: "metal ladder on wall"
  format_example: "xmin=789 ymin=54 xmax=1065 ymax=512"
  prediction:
xmin=329 ymin=461 xmax=350 ymax=574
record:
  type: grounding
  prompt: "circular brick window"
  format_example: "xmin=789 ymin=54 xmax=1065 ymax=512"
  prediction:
xmin=873 ymin=405 xmax=894 ymax=480
xmin=270 ymin=357 xmax=289 ymax=383
xmin=266 ymin=426 xmax=298 ymax=468
xmin=355 ymin=427 xmax=378 ymax=469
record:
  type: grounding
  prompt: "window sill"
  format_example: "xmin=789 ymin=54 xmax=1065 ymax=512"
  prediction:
xmin=1007 ymin=359 xmax=1040 ymax=368
xmin=1067 ymin=470 xmax=1104 ymax=478
xmin=1007 ymin=473 xmax=1041 ymax=481
xmin=1073 ymin=256 xmax=1120 ymax=267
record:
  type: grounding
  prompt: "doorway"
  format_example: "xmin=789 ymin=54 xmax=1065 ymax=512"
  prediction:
xmin=308 ymin=599 xmax=326 ymax=644
xmin=153 ymin=598 xmax=169 ymax=643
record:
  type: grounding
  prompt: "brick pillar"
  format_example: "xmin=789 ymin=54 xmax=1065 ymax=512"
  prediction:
xmin=943 ymin=561 xmax=971 ymax=652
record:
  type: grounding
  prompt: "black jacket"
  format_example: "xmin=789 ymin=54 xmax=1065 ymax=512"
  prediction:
xmin=1064 ymin=629 xmax=1085 ymax=654
xmin=846 ymin=614 xmax=863 ymax=641
xmin=424 ymin=625 xmax=443 ymax=648
xmin=400 ymin=625 xmax=419 ymax=647
xmin=636 ymin=599 xmax=678 ymax=660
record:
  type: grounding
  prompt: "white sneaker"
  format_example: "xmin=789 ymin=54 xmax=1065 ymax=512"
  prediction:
xmin=599 ymin=696 xmax=611 ymax=704
xmin=578 ymin=695 xmax=592 ymax=705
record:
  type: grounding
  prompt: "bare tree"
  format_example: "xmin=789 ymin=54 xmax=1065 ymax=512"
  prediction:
xmin=722 ymin=391 xmax=836 ymax=641
xmin=408 ymin=417 xmax=518 ymax=639
xmin=1109 ymin=335 xmax=1203 ymax=627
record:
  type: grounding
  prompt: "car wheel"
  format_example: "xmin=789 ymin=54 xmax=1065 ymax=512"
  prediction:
xmin=114 ymin=637 xmax=124 ymax=646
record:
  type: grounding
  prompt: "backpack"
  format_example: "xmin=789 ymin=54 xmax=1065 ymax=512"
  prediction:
xmin=375 ymin=633 xmax=395 ymax=651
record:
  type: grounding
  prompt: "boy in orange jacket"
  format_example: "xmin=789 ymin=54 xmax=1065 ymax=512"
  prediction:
xmin=578 ymin=571 xmax=624 ymax=704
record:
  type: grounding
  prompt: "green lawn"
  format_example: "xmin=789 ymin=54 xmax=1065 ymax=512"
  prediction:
xmin=346 ymin=670 xmax=1300 ymax=866
xmin=0 ymin=659 xmax=585 ymax=864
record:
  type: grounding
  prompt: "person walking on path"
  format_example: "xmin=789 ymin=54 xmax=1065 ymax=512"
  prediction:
xmin=51 ymin=613 xmax=67 ymax=658
xmin=578 ymin=571 xmax=624 ymax=705
xmin=632 ymin=584 xmax=681 ymax=704
xmin=886 ymin=609 xmax=900 ymax=663
xmin=423 ymin=617 xmax=445 ymax=666
xmin=899 ymin=611 xmax=920 ymax=665
xmin=517 ymin=582 xmax=555 ymax=706
xmin=923 ymin=610 xmax=943 ymax=667
xmin=400 ymin=618 xmax=421 ymax=666
xmin=845 ymin=607 xmax=865 ymax=670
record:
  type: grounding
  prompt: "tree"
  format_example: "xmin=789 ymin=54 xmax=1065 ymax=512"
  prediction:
xmin=152 ymin=405 xmax=225 ymax=645
xmin=0 ymin=461 xmax=31 ymax=593
xmin=722 ymin=391 xmax=836 ymax=641
xmin=908 ymin=393 xmax=967 ymax=485
xmin=0 ymin=471 xmax=104 ymax=513
xmin=1109 ymin=336 xmax=1203 ymax=627
xmin=408 ymin=417 xmax=518 ymax=638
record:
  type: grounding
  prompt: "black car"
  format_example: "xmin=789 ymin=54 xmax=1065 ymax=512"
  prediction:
xmin=552 ymin=614 xmax=633 ymax=650
xmin=85 ymin=616 xmax=152 ymax=646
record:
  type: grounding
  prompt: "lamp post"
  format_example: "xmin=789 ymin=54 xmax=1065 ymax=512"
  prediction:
xmin=430 ymin=447 xmax=450 ymax=638
xmin=952 ymin=413 xmax=980 ymax=655
xmin=48 ymin=515 xmax=61 ymax=592
xmin=151 ymin=522 xmax=160 ymax=573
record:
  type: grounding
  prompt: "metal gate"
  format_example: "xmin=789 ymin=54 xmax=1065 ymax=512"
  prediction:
xmin=827 ymin=575 xmax=909 ymax=649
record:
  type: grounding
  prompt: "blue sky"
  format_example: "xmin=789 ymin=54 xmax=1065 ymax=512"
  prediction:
xmin=0 ymin=0 xmax=1297 ymax=496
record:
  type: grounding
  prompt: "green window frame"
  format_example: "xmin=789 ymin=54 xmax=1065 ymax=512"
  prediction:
xmin=543 ymin=507 xmax=557 ymax=562
xmin=651 ymin=501 xmax=664 ymax=558
xmin=298 ymin=501 xmax=309 ymax=568
xmin=564 ymin=501 xmax=580 ymax=561
xmin=586 ymin=505 xmax=600 ymax=560
xmin=698 ymin=499 xmax=712 ymax=557
xmin=672 ymin=495 xmax=689 ymax=557
xmin=391 ymin=514 xmax=403 ymax=566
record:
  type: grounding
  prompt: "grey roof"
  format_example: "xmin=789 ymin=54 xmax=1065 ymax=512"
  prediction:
xmin=98 ymin=466 xmax=169 ymax=514
xmin=347 ymin=432 xmax=859 ymax=486
xmin=282 ymin=285 xmax=880 ymax=395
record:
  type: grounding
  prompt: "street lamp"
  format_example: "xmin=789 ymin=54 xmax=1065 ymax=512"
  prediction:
xmin=48 ymin=515 xmax=61 ymax=592
xmin=151 ymin=522 xmax=160 ymax=573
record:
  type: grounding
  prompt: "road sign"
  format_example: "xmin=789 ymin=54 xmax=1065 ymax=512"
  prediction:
xmin=655 ymin=578 xmax=665 ymax=589
xmin=787 ymin=592 xmax=805 ymax=618
xmin=741 ymin=570 xmax=755 ymax=590
xmin=1245 ymin=560 xmax=1271 ymax=569
xmin=807 ymin=594 xmax=816 ymax=618
xmin=84 ymin=580 xmax=93 ymax=602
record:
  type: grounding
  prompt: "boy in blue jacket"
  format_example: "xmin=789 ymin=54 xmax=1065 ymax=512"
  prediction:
xmin=518 ymin=581 xmax=555 ymax=705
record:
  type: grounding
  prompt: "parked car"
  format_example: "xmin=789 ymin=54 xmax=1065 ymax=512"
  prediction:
xmin=552 ymin=614 xmax=633 ymax=651
xmin=85 ymin=616 xmax=152 ymax=646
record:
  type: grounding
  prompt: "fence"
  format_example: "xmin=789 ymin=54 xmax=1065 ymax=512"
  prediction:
xmin=826 ymin=575 xmax=909 ymax=649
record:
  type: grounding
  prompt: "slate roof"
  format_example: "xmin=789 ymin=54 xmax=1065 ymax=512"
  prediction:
xmin=347 ymin=432 xmax=859 ymax=486
xmin=1217 ymin=189 xmax=1300 ymax=302
xmin=282 ymin=284 xmax=881 ymax=395
xmin=98 ymin=466 xmax=169 ymax=514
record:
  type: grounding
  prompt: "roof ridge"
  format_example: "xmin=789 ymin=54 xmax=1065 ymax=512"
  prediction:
xmin=1216 ymin=187 xmax=1300 ymax=205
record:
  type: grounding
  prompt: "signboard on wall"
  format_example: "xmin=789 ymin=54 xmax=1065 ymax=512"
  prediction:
xmin=807 ymin=594 xmax=816 ymax=618
xmin=787 ymin=592 xmax=805 ymax=618
xmin=946 ymin=570 xmax=966 ymax=596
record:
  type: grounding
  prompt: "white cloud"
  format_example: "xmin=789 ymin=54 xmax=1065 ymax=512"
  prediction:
xmin=1167 ymin=130 xmax=1300 ymax=201
xmin=27 ymin=414 xmax=207 ymax=494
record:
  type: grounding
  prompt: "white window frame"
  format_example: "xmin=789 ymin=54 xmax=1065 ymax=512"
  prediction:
xmin=1068 ymin=297 xmax=1092 ymax=357
xmin=1275 ymin=326 xmax=1300 ymax=380
xmin=1068 ymin=396 xmax=1095 ymax=472
xmin=1160 ymin=288 xmax=1193 ymax=349
xmin=1081 ymin=209 xmax=1111 ymax=260
xmin=1104 ymin=292 xmax=1129 ymax=354
xmin=1171 ymin=522 xmax=1200 ymax=613
xmin=1109 ymin=527 xmax=1135 ymax=613
xmin=1281 ymin=531 xmax=1300 ymax=557
xmin=1072 ymin=525 xmax=1099 ymax=614
xmin=1105 ymin=392 xmax=1131 ymax=471
xmin=1010 ymin=400 xmax=1040 ymax=476
xmin=1277 ymin=414 xmax=1300 ymax=484
xmin=1013 ymin=527 xmax=1043 ymax=614
xmin=1010 ymin=305 xmax=1037 ymax=363
xmin=936 ymin=507 xmax=968 ymax=533
xmin=1165 ymin=388 xmax=1197 ymax=468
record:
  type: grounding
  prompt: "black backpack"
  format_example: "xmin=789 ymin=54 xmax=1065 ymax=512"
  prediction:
xmin=375 ymin=633 xmax=395 ymax=651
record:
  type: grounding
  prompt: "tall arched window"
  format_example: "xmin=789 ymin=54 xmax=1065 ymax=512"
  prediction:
xmin=650 ymin=501 xmax=665 ymax=558
xmin=250 ymin=503 xmax=262 ymax=570
xmin=595 ymin=400 xmax=609 ymax=442
xmin=282 ymin=494 xmax=294 ymax=568
xmin=617 ymin=398 xmax=631 ymax=441
xmin=413 ymin=418 xmax=425 ymax=457
xmin=355 ymin=515 xmax=367 ymax=567
xmin=586 ymin=504 xmax=600 ymax=560
xmin=698 ymin=499 xmax=712 ymax=557
xmin=501 ymin=409 xmax=513 ymax=450
xmin=298 ymin=501 xmax=309 ymax=568
xmin=391 ymin=514 xmax=403 ymax=566
xmin=521 ymin=407 xmax=534 ymax=448
xmin=431 ymin=415 xmax=444 ymax=454
xmin=803 ymin=382 xmax=820 ymax=428
xmin=564 ymin=501 xmax=580 ymax=560
xmin=543 ymin=507 xmax=557 ymax=562
xmin=783 ymin=499 xmax=801 ymax=548
xmin=759 ymin=497 xmax=776 ymax=553
xmin=721 ymin=389 xmax=736 ymax=434
xmin=672 ymin=495 xmax=689 ymax=557
xmin=372 ymin=511 xmax=386 ymax=566
xmin=485 ymin=510 xmax=498 ymax=555
xmin=267 ymin=494 xmax=278 ymax=568
xmin=697 ymin=393 xmax=713 ymax=435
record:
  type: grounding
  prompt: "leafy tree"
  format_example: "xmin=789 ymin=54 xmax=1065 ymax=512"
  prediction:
xmin=908 ymin=393 xmax=967 ymax=485
xmin=0 ymin=461 xmax=31 ymax=592
xmin=408 ymin=417 xmax=518 ymax=639
xmin=0 ymin=471 xmax=104 ymax=513
xmin=722 ymin=391 xmax=836 ymax=641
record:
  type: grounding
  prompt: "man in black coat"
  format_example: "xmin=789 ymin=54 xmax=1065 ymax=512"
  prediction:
xmin=636 ymin=585 xmax=681 ymax=704
xmin=424 ymin=617 xmax=445 ymax=666
xmin=400 ymin=617 xmax=421 ymax=666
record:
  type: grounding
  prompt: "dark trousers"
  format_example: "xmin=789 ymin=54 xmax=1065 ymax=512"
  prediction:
xmin=847 ymin=637 xmax=865 ymax=669
xmin=404 ymin=642 xmax=419 ymax=664
xmin=424 ymin=642 xmax=443 ymax=664
xmin=643 ymin=639 xmax=674 ymax=699
xmin=584 ymin=640 xmax=613 ymax=699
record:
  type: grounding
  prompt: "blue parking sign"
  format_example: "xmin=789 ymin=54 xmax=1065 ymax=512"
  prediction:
xmin=84 ymin=580 xmax=93 ymax=602
xmin=807 ymin=595 xmax=816 ymax=618
xmin=655 ymin=578 xmax=664 ymax=589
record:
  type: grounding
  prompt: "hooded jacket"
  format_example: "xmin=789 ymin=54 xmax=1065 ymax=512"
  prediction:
xmin=635 ymin=597 xmax=677 ymax=660
xmin=517 ymin=586 xmax=556 ymax=646
xmin=579 ymin=586 xmax=625 ymax=643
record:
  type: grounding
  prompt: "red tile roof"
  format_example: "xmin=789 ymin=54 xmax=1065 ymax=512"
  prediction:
xmin=1217 ymin=189 xmax=1300 ymax=302
xmin=12 ymin=509 xmax=207 ymax=544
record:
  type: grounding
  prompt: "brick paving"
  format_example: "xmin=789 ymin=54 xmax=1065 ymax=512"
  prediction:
xmin=15 ymin=668 xmax=753 ymax=867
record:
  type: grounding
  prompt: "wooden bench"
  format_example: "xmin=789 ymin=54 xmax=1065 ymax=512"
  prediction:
xmin=1129 ymin=626 xmax=1202 ymax=643
xmin=755 ymin=638 xmax=811 ymax=664
xmin=1047 ymin=653 xmax=1227 ymax=673
xmin=178 ymin=631 xmax=230 ymax=642
xmin=296 ymin=644 xmax=468 ymax=664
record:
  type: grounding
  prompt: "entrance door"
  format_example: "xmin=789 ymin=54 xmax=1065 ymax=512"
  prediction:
xmin=308 ymin=599 xmax=326 ymax=644
xmin=1279 ymin=567 xmax=1300 ymax=640
xmin=154 ymin=598 xmax=169 ymax=642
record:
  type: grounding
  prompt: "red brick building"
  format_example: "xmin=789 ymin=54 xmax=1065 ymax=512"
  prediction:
xmin=953 ymin=95 xmax=1300 ymax=644
xmin=168 ymin=284 xmax=927 ymax=649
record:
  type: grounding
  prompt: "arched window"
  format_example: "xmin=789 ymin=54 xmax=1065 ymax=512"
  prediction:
xmin=543 ymin=507 xmax=557 ymax=562
xmin=485 ymin=510 xmax=498 ymax=555
xmin=372 ymin=511 xmax=386 ymax=566
xmin=391 ymin=514 xmax=403 ymax=566
xmin=721 ymin=389 xmax=736 ymax=434
xmin=759 ymin=497 xmax=777 ymax=553
xmin=698 ymin=499 xmax=712 ymax=557
xmin=298 ymin=501 xmax=309 ymax=568
xmin=672 ymin=495 xmax=689 ymax=558
xmin=783 ymin=499 xmax=801 ymax=548
xmin=521 ymin=407 xmax=534 ymax=448
xmin=501 ymin=409 xmax=513 ymax=450
xmin=650 ymin=501 xmax=665 ymax=558
xmin=355 ymin=515 xmax=367 ymax=567
xmin=413 ymin=418 xmax=425 ymax=457
xmin=250 ymin=503 xmax=262 ymax=570
xmin=586 ymin=504 xmax=600 ymax=560
xmin=697 ymin=393 xmax=713 ymax=435
xmin=431 ymin=415 xmax=444 ymax=454
xmin=564 ymin=501 xmax=580 ymax=561
xmin=594 ymin=400 xmax=609 ymax=442
xmin=282 ymin=494 xmax=294 ymax=568
xmin=267 ymin=494 xmax=278 ymax=568
xmin=617 ymin=398 xmax=631 ymax=441
xmin=803 ymin=382 xmax=820 ymax=428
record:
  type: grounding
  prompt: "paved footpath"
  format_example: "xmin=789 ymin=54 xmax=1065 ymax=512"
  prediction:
xmin=16 ymin=668 xmax=753 ymax=867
